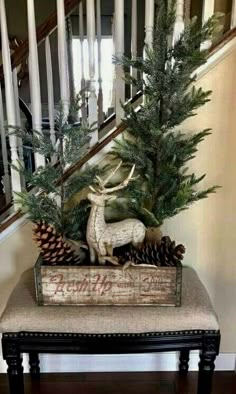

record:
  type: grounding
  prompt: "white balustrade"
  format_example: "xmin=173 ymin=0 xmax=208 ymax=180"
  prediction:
xmin=201 ymin=0 xmax=215 ymax=50
xmin=86 ymin=0 xmax=98 ymax=145
xmin=57 ymin=0 xmax=70 ymax=117
xmin=0 ymin=83 xmax=11 ymax=203
xmin=231 ymin=0 xmax=236 ymax=28
xmin=96 ymin=0 xmax=104 ymax=125
xmin=27 ymin=0 xmax=45 ymax=168
xmin=67 ymin=17 xmax=75 ymax=102
xmin=12 ymin=68 xmax=25 ymax=188
xmin=79 ymin=1 xmax=87 ymax=123
xmin=115 ymin=0 xmax=125 ymax=124
xmin=45 ymin=36 xmax=56 ymax=147
xmin=131 ymin=0 xmax=138 ymax=97
xmin=144 ymin=0 xmax=155 ymax=50
xmin=173 ymin=0 xmax=185 ymax=44
xmin=0 ymin=0 xmax=22 ymax=198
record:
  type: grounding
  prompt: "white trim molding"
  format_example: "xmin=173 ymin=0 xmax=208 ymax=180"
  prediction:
xmin=196 ymin=36 xmax=236 ymax=80
xmin=0 ymin=215 xmax=27 ymax=244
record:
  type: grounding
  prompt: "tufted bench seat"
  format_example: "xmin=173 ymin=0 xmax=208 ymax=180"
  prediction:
xmin=0 ymin=267 xmax=220 ymax=394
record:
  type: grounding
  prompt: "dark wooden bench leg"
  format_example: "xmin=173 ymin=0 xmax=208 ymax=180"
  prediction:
xmin=29 ymin=352 xmax=40 ymax=379
xmin=6 ymin=354 xmax=24 ymax=394
xmin=197 ymin=352 xmax=216 ymax=394
xmin=179 ymin=350 xmax=190 ymax=375
xmin=197 ymin=332 xmax=220 ymax=394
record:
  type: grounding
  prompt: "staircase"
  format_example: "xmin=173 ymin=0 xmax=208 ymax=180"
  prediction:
xmin=0 ymin=0 xmax=236 ymax=230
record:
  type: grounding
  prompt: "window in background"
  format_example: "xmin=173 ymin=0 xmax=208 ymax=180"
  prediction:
xmin=72 ymin=37 xmax=114 ymax=116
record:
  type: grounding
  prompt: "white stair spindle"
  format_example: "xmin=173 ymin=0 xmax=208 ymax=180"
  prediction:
xmin=86 ymin=0 xmax=98 ymax=145
xmin=184 ymin=0 xmax=191 ymax=24
xmin=27 ymin=0 xmax=45 ymax=168
xmin=173 ymin=0 xmax=185 ymax=45
xmin=0 ymin=0 xmax=22 ymax=197
xmin=145 ymin=0 xmax=155 ymax=50
xmin=110 ymin=13 xmax=116 ymax=110
xmin=45 ymin=36 xmax=56 ymax=147
xmin=0 ymin=83 xmax=11 ymax=203
xmin=115 ymin=0 xmax=125 ymax=124
xmin=131 ymin=0 xmax=138 ymax=97
xmin=12 ymin=68 xmax=25 ymax=188
xmin=231 ymin=0 xmax=236 ymax=28
xmin=79 ymin=1 xmax=87 ymax=123
xmin=201 ymin=0 xmax=215 ymax=50
xmin=57 ymin=0 xmax=70 ymax=117
xmin=96 ymin=0 xmax=104 ymax=125
xmin=66 ymin=17 xmax=75 ymax=101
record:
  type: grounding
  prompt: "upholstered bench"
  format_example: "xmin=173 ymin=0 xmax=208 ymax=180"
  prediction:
xmin=0 ymin=267 xmax=220 ymax=394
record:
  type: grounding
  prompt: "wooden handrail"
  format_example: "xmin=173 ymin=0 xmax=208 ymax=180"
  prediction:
xmin=0 ymin=121 xmax=126 ymax=234
xmin=208 ymin=26 xmax=236 ymax=57
xmin=0 ymin=0 xmax=80 ymax=82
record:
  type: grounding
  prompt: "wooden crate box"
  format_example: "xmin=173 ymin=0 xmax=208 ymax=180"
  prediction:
xmin=34 ymin=256 xmax=182 ymax=306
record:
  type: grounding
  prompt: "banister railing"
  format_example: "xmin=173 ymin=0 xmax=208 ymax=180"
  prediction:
xmin=0 ymin=0 xmax=80 ymax=83
xmin=1 ymin=0 xmax=236 ymax=227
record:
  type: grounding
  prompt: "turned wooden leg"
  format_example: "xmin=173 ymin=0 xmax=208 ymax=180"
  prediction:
xmin=6 ymin=354 xmax=24 ymax=394
xmin=29 ymin=352 xmax=40 ymax=379
xmin=179 ymin=350 xmax=190 ymax=375
xmin=197 ymin=332 xmax=220 ymax=394
xmin=197 ymin=352 xmax=216 ymax=394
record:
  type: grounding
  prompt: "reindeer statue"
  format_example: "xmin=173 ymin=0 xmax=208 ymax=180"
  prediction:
xmin=86 ymin=161 xmax=146 ymax=264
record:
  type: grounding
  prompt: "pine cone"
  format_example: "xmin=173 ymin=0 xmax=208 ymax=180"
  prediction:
xmin=117 ymin=236 xmax=185 ymax=267
xmin=158 ymin=236 xmax=185 ymax=266
xmin=32 ymin=221 xmax=80 ymax=265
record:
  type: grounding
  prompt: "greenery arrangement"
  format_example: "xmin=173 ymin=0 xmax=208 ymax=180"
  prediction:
xmin=12 ymin=99 xmax=101 ymax=242
xmin=10 ymin=1 xmax=221 ymax=267
xmin=112 ymin=0 xmax=221 ymax=228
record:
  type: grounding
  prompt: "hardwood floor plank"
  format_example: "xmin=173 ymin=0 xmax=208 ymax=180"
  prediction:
xmin=0 ymin=372 xmax=235 ymax=394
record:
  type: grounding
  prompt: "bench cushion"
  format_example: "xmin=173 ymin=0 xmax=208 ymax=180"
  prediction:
xmin=0 ymin=267 xmax=219 ymax=334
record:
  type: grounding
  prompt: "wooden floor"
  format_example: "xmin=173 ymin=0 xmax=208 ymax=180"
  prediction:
xmin=0 ymin=372 xmax=235 ymax=394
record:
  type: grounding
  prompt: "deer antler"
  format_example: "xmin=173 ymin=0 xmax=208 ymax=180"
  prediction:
xmin=95 ymin=160 xmax=123 ymax=188
xmin=97 ymin=163 xmax=137 ymax=194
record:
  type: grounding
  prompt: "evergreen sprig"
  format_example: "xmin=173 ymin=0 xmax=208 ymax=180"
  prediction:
xmin=112 ymin=0 xmax=221 ymax=226
xmin=11 ymin=101 xmax=100 ymax=240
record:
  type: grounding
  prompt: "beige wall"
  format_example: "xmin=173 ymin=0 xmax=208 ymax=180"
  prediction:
xmin=0 ymin=47 xmax=236 ymax=353
xmin=163 ymin=47 xmax=236 ymax=352
xmin=0 ymin=223 xmax=38 ymax=316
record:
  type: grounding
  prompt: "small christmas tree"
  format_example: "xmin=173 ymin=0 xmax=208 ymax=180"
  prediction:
xmin=112 ymin=0 xmax=221 ymax=228
xmin=12 ymin=99 xmax=101 ymax=243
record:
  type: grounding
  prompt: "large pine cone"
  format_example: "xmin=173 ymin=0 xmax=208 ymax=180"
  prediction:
xmin=117 ymin=236 xmax=185 ymax=267
xmin=32 ymin=221 xmax=80 ymax=265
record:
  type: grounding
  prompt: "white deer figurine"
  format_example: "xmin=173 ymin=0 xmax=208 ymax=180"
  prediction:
xmin=86 ymin=161 xmax=146 ymax=264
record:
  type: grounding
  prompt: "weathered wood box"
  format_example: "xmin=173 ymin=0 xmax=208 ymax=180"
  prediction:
xmin=34 ymin=256 xmax=182 ymax=306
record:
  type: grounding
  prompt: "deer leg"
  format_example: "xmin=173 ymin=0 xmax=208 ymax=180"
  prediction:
xmin=89 ymin=246 xmax=96 ymax=263
xmin=106 ymin=244 xmax=113 ymax=256
xmin=98 ymin=254 xmax=106 ymax=265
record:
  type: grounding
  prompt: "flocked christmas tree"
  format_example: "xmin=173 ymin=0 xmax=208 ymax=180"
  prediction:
xmin=112 ymin=0 xmax=221 ymax=228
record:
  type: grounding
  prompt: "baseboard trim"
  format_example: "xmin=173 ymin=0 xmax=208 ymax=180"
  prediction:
xmin=0 ymin=349 xmax=235 ymax=373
